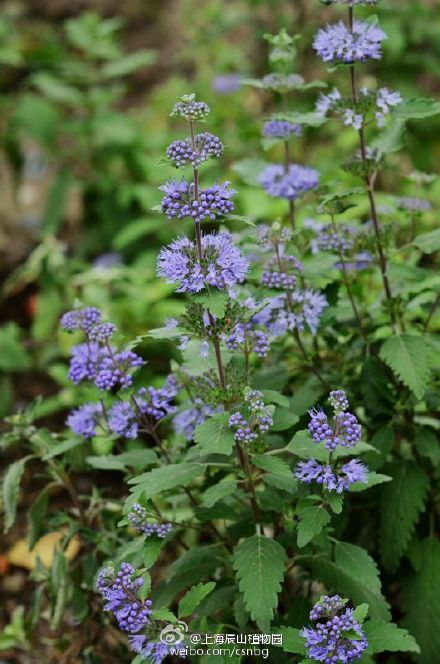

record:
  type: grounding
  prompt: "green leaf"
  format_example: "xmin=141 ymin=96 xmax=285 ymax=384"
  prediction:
xmin=413 ymin=229 xmax=440 ymax=253
xmin=202 ymin=481 xmax=237 ymax=508
xmin=42 ymin=437 xmax=86 ymax=460
xmin=86 ymin=449 xmax=157 ymax=471
xmin=148 ymin=325 xmax=184 ymax=340
xmin=393 ymin=97 xmax=440 ymax=119
xmin=273 ymin=627 xmax=306 ymax=654
xmin=364 ymin=620 xmax=420 ymax=655
xmin=402 ymin=539 xmax=440 ymax=663
xmin=252 ymin=454 xmax=292 ymax=477
xmin=350 ymin=472 xmax=392 ymax=492
xmin=2 ymin=457 xmax=30 ymax=532
xmin=280 ymin=111 xmax=327 ymax=127
xmin=194 ymin=292 xmax=229 ymax=318
xmin=0 ymin=324 xmax=30 ymax=371
xmin=32 ymin=72 xmax=83 ymax=105
xmin=272 ymin=408 xmax=299 ymax=432
xmin=287 ymin=430 xmax=376 ymax=462
xmin=379 ymin=334 xmax=432 ymax=399
xmin=261 ymin=390 xmax=289 ymax=408
xmin=353 ymin=603 xmax=369 ymax=624
xmin=233 ymin=535 xmax=287 ymax=631
xmin=28 ymin=487 xmax=49 ymax=549
xmin=415 ymin=427 xmax=440 ymax=466
xmin=178 ymin=582 xmax=216 ymax=618
xmin=128 ymin=463 xmax=204 ymax=502
xmin=194 ymin=414 xmax=236 ymax=456
xmin=309 ymin=541 xmax=390 ymax=621
xmin=297 ymin=505 xmax=331 ymax=548
xmin=373 ymin=119 xmax=406 ymax=157
xmin=101 ymin=50 xmax=155 ymax=78
xmin=379 ymin=461 xmax=429 ymax=571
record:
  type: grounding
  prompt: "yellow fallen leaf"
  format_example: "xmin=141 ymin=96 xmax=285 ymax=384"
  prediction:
xmin=7 ymin=532 xmax=81 ymax=570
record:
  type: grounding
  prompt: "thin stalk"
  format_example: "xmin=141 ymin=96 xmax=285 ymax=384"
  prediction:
xmin=283 ymin=140 xmax=296 ymax=230
xmin=348 ymin=6 xmax=397 ymax=332
xmin=424 ymin=292 xmax=440 ymax=332
xmin=330 ymin=214 xmax=368 ymax=346
xmin=274 ymin=243 xmax=329 ymax=389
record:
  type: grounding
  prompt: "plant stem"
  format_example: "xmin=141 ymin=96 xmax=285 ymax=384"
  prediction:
xmin=273 ymin=243 xmax=329 ymax=388
xmin=424 ymin=292 xmax=440 ymax=331
xmin=283 ymin=140 xmax=296 ymax=230
xmin=330 ymin=214 xmax=369 ymax=346
xmin=348 ymin=7 xmax=397 ymax=333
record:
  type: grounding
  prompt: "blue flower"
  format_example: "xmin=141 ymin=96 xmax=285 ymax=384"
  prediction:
xmin=259 ymin=164 xmax=319 ymax=200
xmin=157 ymin=233 xmax=249 ymax=293
xmin=301 ymin=595 xmax=368 ymax=663
xmin=313 ymin=20 xmax=386 ymax=64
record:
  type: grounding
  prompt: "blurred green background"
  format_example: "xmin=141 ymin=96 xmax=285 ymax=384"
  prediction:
xmin=0 ymin=0 xmax=439 ymax=419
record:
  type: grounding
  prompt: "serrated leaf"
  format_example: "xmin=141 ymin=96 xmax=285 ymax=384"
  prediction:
xmin=233 ymin=535 xmax=287 ymax=631
xmin=380 ymin=334 xmax=431 ymax=399
xmin=178 ymin=582 xmax=216 ymax=618
xmin=373 ymin=119 xmax=406 ymax=157
xmin=127 ymin=463 xmax=204 ymax=502
xmin=364 ymin=620 xmax=419 ymax=655
xmin=2 ymin=457 xmax=31 ymax=532
xmin=86 ymin=449 xmax=157 ymax=471
xmin=148 ymin=325 xmax=184 ymax=340
xmin=273 ymin=627 xmax=306 ymax=654
xmin=252 ymin=454 xmax=292 ymax=477
xmin=402 ymin=538 xmax=440 ymax=663
xmin=28 ymin=488 xmax=49 ymax=549
xmin=379 ymin=461 xmax=429 ymax=571
xmin=413 ymin=229 xmax=440 ymax=253
xmin=415 ymin=427 xmax=440 ymax=466
xmin=308 ymin=541 xmax=390 ymax=621
xmin=272 ymin=408 xmax=299 ymax=432
xmin=202 ymin=481 xmax=237 ymax=508
xmin=194 ymin=414 xmax=235 ymax=456
xmin=393 ymin=97 xmax=440 ymax=119
xmin=297 ymin=505 xmax=331 ymax=548
xmin=350 ymin=472 xmax=392 ymax=492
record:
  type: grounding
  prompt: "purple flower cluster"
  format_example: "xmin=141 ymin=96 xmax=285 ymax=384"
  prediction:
xmin=398 ymin=197 xmax=432 ymax=212
xmin=316 ymin=87 xmax=402 ymax=129
xmin=67 ymin=403 xmax=102 ymax=439
xmin=295 ymin=458 xmax=367 ymax=493
xmin=229 ymin=389 xmax=273 ymax=443
xmin=166 ymin=132 xmax=224 ymax=168
xmin=172 ymin=94 xmax=210 ymax=121
xmin=94 ymin=350 xmax=144 ymax=391
xmin=309 ymin=220 xmax=355 ymax=255
xmin=61 ymin=308 xmax=143 ymax=392
xmin=212 ymin=74 xmax=242 ymax=94
xmin=301 ymin=595 xmax=368 ymax=663
xmin=262 ymin=120 xmax=302 ymax=140
xmin=223 ymin=322 xmax=270 ymax=358
xmin=259 ymin=164 xmax=319 ymax=200
xmin=60 ymin=306 xmax=101 ymax=333
xmin=308 ymin=390 xmax=361 ymax=450
xmin=295 ymin=391 xmax=367 ymax=493
xmin=67 ymin=375 xmax=178 ymax=440
xmin=96 ymin=562 xmax=152 ymax=633
xmin=262 ymin=255 xmax=302 ymax=291
xmin=253 ymin=290 xmax=328 ymax=337
xmin=173 ymin=401 xmax=222 ymax=441
xmin=160 ymin=180 xmax=235 ymax=223
xmin=157 ymin=233 xmax=249 ymax=293
xmin=128 ymin=504 xmax=173 ymax=538
xmin=313 ymin=20 xmax=386 ymax=64
xmin=96 ymin=563 xmax=169 ymax=664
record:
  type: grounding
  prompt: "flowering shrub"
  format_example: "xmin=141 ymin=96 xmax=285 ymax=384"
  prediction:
xmin=2 ymin=2 xmax=440 ymax=663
